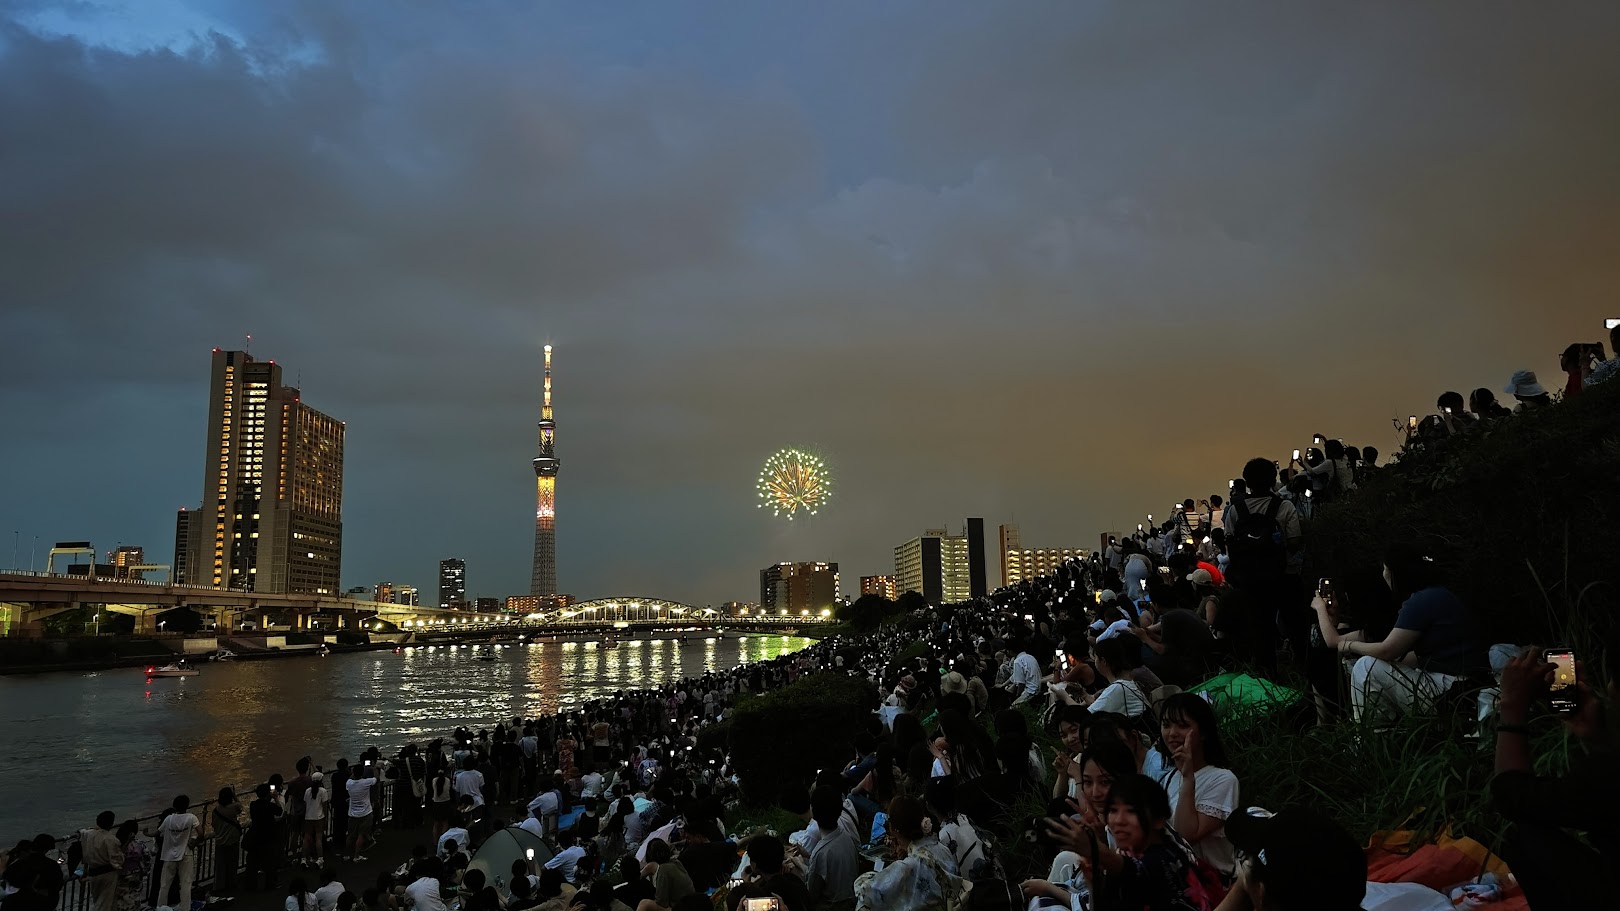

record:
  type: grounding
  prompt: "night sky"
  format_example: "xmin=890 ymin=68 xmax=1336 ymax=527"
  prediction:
xmin=3 ymin=2 xmax=1618 ymax=607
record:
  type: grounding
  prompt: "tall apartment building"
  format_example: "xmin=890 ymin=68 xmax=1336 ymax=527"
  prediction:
xmin=374 ymin=581 xmax=395 ymax=604
xmin=860 ymin=575 xmax=898 ymax=600
xmin=173 ymin=509 xmax=194 ymax=584
xmin=181 ymin=350 xmax=344 ymax=594
xmin=760 ymin=562 xmax=840 ymax=615
xmin=894 ymin=528 xmax=970 ymax=606
xmin=394 ymin=585 xmax=420 ymax=606
xmin=999 ymin=523 xmax=1089 ymax=586
xmin=439 ymin=558 xmax=466 ymax=609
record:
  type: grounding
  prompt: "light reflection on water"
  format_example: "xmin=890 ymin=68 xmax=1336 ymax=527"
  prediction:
xmin=0 ymin=635 xmax=809 ymax=838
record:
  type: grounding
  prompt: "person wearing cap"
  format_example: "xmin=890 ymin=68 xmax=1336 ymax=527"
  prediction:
xmin=302 ymin=772 xmax=329 ymax=867
xmin=1219 ymin=806 xmax=1368 ymax=911
xmin=1503 ymin=370 xmax=1552 ymax=409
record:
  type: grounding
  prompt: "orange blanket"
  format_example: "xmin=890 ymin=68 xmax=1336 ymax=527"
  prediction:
xmin=1365 ymin=834 xmax=1527 ymax=911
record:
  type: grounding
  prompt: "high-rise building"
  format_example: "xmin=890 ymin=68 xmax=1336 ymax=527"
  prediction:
xmin=438 ymin=558 xmax=466 ymax=609
xmin=999 ymin=524 xmax=1089 ymax=586
xmin=760 ymin=562 xmax=840 ymax=615
xmin=188 ymin=350 xmax=344 ymax=594
xmin=109 ymin=545 xmax=144 ymax=580
xmin=374 ymin=581 xmax=395 ymax=604
xmin=173 ymin=509 xmax=195 ymax=585
xmin=473 ymin=597 xmax=500 ymax=612
xmin=394 ymin=585 xmax=420 ymax=606
xmin=530 ymin=345 xmax=560 ymax=598
xmin=966 ymin=517 xmax=987 ymax=599
xmin=860 ymin=575 xmax=898 ymax=600
xmin=894 ymin=528 xmax=971 ymax=606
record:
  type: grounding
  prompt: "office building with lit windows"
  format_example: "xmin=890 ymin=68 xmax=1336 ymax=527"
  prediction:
xmin=860 ymin=575 xmax=898 ymax=600
xmin=183 ymin=350 xmax=344 ymax=594
xmin=439 ymin=558 xmax=466 ymax=609
xmin=999 ymin=523 xmax=1088 ymax=586
xmin=894 ymin=528 xmax=970 ymax=606
xmin=760 ymin=562 xmax=840 ymax=615
xmin=110 ymin=546 xmax=145 ymax=579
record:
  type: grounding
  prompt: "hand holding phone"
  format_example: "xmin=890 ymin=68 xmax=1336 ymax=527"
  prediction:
xmin=1547 ymin=648 xmax=1578 ymax=713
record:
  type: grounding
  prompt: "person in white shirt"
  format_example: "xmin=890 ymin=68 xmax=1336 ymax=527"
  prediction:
xmin=157 ymin=795 xmax=199 ymax=911
xmin=404 ymin=862 xmax=449 ymax=911
xmin=313 ymin=869 xmax=346 ymax=911
xmin=542 ymin=833 xmax=587 ymax=884
xmin=437 ymin=828 xmax=470 ymax=860
xmin=302 ymin=773 xmax=329 ymax=866
xmin=517 ymin=807 xmax=545 ymax=839
xmin=345 ymin=768 xmax=377 ymax=862
xmin=1005 ymin=637 xmax=1042 ymax=705
xmin=579 ymin=770 xmax=604 ymax=799
xmin=453 ymin=758 xmax=486 ymax=809
xmin=1156 ymin=694 xmax=1240 ymax=879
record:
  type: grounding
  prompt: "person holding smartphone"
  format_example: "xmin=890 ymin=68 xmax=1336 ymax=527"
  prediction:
xmin=1490 ymin=643 xmax=1619 ymax=909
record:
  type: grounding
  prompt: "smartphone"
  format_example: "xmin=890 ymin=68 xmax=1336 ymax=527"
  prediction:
xmin=1227 ymin=479 xmax=1235 ymax=490
xmin=1607 ymin=318 xmax=1620 ymax=330
xmin=1054 ymin=649 xmax=1066 ymax=673
xmin=525 ymin=848 xmax=535 ymax=861
xmin=1292 ymin=449 xmax=1301 ymax=461
xmin=743 ymin=899 xmax=782 ymax=911
xmin=1305 ymin=489 xmax=1313 ymax=499
xmin=1408 ymin=415 xmax=1419 ymax=430
xmin=1547 ymin=648 xmax=1578 ymax=713
xmin=365 ymin=760 xmax=373 ymax=767
xmin=1318 ymin=578 xmax=1333 ymax=598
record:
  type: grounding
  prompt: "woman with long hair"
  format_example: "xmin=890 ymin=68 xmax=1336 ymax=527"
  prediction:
xmin=1024 ymin=740 xmax=1139 ymax=909
xmin=1155 ymin=695 xmax=1239 ymax=880
xmin=284 ymin=877 xmax=318 ymax=911
xmin=427 ymin=766 xmax=455 ymax=843
xmin=1058 ymin=774 xmax=1222 ymax=911
xmin=853 ymin=797 xmax=964 ymax=911
xmin=212 ymin=787 xmax=242 ymax=895
xmin=930 ymin=710 xmax=995 ymax=783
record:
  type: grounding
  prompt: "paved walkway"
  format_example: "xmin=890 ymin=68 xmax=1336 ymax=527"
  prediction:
xmin=226 ymin=817 xmax=442 ymax=911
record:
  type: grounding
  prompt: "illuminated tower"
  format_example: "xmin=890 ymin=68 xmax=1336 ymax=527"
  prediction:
xmin=530 ymin=345 xmax=559 ymax=597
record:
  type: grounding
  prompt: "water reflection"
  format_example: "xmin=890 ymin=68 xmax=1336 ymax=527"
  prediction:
xmin=0 ymin=635 xmax=809 ymax=838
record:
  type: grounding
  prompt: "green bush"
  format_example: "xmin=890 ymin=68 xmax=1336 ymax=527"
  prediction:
xmin=1309 ymin=379 xmax=1620 ymax=653
xmin=725 ymin=672 xmax=877 ymax=804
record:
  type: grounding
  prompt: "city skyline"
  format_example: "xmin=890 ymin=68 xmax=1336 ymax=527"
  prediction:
xmin=2 ymin=4 xmax=1617 ymax=606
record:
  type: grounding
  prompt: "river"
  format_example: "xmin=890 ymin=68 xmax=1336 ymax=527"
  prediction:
xmin=0 ymin=634 xmax=812 ymax=839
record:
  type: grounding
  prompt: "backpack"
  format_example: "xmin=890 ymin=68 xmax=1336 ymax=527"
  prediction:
xmin=1224 ymin=497 xmax=1286 ymax=585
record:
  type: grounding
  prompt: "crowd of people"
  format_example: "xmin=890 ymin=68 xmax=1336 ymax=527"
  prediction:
xmin=6 ymin=323 xmax=1613 ymax=911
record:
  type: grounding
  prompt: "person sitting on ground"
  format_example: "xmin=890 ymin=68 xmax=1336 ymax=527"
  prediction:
xmin=1311 ymin=543 xmax=1481 ymax=723
xmin=1489 ymin=643 xmax=1619 ymax=910
xmin=853 ymin=797 xmax=964 ymax=911
xmin=726 ymin=834 xmax=811 ymax=911
xmin=612 ymin=852 xmax=654 ymax=910
xmin=403 ymin=858 xmax=448 ymax=911
xmin=1131 ymin=581 xmax=1217 ymax=687
xmin=314 ymin=868 xmax=346 ymax=911
xmin=1072 ymin=638 xmax=1155 ymax=718
xmin=1044 ymin=774 xmax=1220 ymax=911
xmin=635 ymin=839 xmax=692 ymax=911
xmin=798 ymin=786 xmax=858 ymax=911
xmin=1155 ymin=694 xmax=1240 ymax=879
xmin=1434 ymin=391 xmax=1477 ymax=437
xmin=286 ymin=878 xmax=320 ymax=911
xmin=1219 ymin=805 xmax=1368 ymax=911
xmin=542 ymin=831 xmax=586 ymax=885
xmin=675 ymin=817 xmax=736 ymax=893
xmin=1021 ymin=740 xmax=1138 ymax=910
xmin=1584 ymin=322 xmax=1620 ymax=388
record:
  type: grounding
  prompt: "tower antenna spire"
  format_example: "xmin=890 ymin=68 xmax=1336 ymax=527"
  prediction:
xmin=531 ymin=343 xmax=559 ymax=598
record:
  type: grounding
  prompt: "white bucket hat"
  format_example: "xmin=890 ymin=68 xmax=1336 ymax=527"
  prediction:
xmin=1504 ymin=370 xmax=1546 ymax=397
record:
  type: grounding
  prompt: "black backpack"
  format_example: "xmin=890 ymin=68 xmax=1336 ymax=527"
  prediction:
xmin=1225 ymin=496 xmax=1287 ymax=585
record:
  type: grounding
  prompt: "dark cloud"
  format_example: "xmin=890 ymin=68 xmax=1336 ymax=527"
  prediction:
xmin=2 ymin=1 xmax=1618 ymax=603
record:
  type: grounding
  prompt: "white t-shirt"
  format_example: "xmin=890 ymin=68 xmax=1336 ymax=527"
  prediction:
xmin=1161 ymin=765 xmax=1239 ymax=875
xmin=405 ymin=877 xmax=447 ymax=911
xmin=1096 ymin=619 xmax=1135 ymax=642
xmin=1088 ymin=679 xmax=1148 ymax=718
xmin=528 ymin=790 xmax=560 ymax=817
xmin=346 ymin=776 xmax=376 ymax=818
xmin=543 ymin=845 xmax=587 ymax=883
xmin=454 ymin=769 xmax=486 ymax=808
xmin=580 ymin=772 xmax=603 ymax=797
xmin=315 ymin=881 xmax=346 ymax=911
xmin=159 ymin=812 xmax=198 ymax=862
xmin=285 ymin=893 xmax=318 ymax=911
xmin=517 ymin=816 xmax=545 ymax=838
xmin=437 ymin=827 xmax=470 ymax=859
xmin=304 ymin=786 xmax=328 ymax=821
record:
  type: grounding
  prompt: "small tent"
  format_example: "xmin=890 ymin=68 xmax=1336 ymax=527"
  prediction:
xmin=469 ymin=826 xmax=554 ymax=886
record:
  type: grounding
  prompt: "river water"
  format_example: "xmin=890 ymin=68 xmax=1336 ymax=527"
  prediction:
xmin=0 ymin=634 xmax=811 ymax=839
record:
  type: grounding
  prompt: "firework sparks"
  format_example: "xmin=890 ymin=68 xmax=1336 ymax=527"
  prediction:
xmin=757 ymin=448 xmax=831 ymax=520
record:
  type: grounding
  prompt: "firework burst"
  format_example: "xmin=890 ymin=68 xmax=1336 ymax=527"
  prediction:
xmin=757 ymin=448 xmax=831 ymax=520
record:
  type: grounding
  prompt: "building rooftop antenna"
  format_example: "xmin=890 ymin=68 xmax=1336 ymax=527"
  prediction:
xmin=245 ymin=333 xmax=252 ymax=355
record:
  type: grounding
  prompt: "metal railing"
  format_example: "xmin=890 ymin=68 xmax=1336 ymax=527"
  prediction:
xmin=51 ymin=778 xmax=400 ymax=911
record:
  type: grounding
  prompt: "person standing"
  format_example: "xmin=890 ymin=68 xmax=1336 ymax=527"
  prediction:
xmin=156 ymin=796 xmax=199 ymax=911
xmin=212 ymin=788 xmax=243 ymax=896
xmin=245 ymin=783 xmax=285 ymax=892
xmin=302 ymin=773 xmax=329 ymax=868
xmin=81 ymin=811 xmax=123 ymax=911
xmin=346 ymin=761 xmax=378 ymax=862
